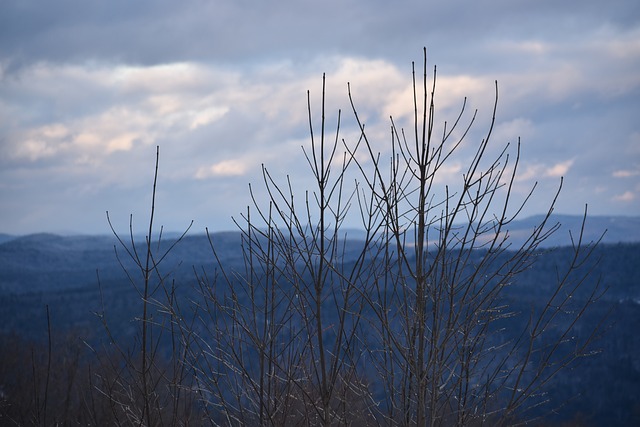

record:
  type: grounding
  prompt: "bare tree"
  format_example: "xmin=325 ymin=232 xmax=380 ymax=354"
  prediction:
xmin=344 ymin=48 xmax=605 ymax=426
xmin=92 ymin=146 xmax=200 ymax=426
xmin=173 ymin=48 xmax=604 ymax=426
xmin=182 ymin=74 xmax=381 ymax=426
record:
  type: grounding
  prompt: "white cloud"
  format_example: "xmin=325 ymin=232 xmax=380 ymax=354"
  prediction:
xmin=189 ymin=106 xmax=229 ymax=130
xmin=1 ymin=62 xmax=241 ymax=163
xmin=518 ymin=159 xmax=575 ymax=182
xmin=545 ymin=159 xmax=574 ymax=178
xmin=110 ymin=63 xmax=221 ymax=94
xmin=613 ymin=191 xmax=635 ymax=202
xmin=196 ymin=159 xmax=249 ymax=178
xmin=613 ymin=169 xmax=640 ymax=178
xmin=12 ymin=123 xmax=71 ymax=161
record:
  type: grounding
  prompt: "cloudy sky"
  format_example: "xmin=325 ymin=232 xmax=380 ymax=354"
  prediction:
xmin=1 ymin=0 xmax=638 ymax=235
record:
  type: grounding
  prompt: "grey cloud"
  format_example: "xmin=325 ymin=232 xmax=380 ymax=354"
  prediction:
xmin=1 ymin=0 xmax=637 ymax=71
xmin=1 ymin=0 xmax=638 ymax=233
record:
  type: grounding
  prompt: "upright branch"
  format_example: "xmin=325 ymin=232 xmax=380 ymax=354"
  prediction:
xmin=100 ymin=146 xmax=195 ymax=426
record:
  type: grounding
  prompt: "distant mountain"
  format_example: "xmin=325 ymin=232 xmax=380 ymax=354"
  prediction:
xmin=0 ymin=216 xmax=639 ymax=425
xmin=0 ymin=233 xmax=121 ymax=294
xmin=0 ymin=233 xmax=16 ymax=245
xmin=502 ymin=214 xmax=640 ymax=247
xmin=0 ymin=215 xmax=637 ymax=295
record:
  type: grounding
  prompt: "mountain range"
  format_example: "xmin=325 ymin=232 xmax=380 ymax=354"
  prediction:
xmin=0 ymin=214 xmax=639 ymax=425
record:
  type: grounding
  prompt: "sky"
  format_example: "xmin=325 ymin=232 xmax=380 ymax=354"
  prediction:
xmin=1 ymin=0 xmax=638 ymax=235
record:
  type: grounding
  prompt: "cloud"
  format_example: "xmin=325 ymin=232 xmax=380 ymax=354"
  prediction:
xmin=2 ymin=56 xmax=427 ymax=164
xmin=16 ymin=123 xmax=71 ymax=160
xmin=613 ymin=169 xmax=640 ymax=178
xmin=1 ymin=62 xmax=236 ymax=161
xmin=518 ymin=159 xmax=575 ymax=182
xmin=0 ymin=0 xmax=638 ymax=233
xmin=546 ymin=159 xmax=574 ymax=178
xmin=189 ymin=106 xmax=229 ymax=130
xmin=196 ymin=159 xmax=249 ymax=178
xmin=613 ymin=191 xmax=636 ymax=203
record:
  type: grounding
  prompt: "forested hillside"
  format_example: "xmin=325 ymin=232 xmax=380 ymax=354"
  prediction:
xmin=0 ymin=226 xmax=638 ymax=425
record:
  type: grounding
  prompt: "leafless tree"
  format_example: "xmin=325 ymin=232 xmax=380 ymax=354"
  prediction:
xmin=182 ymin=75 xmax=381 ymax=426
xmin=91 ymin=146 xmax=200 ymax=426
xmin=342 ymin=48 xmax=605 ymax=426
xmin=183 ymin=48 xmax=604 ymax=426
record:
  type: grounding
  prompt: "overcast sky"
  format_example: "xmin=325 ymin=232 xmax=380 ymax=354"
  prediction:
xmin=1 ymin=0 xmax=638 ymax=235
